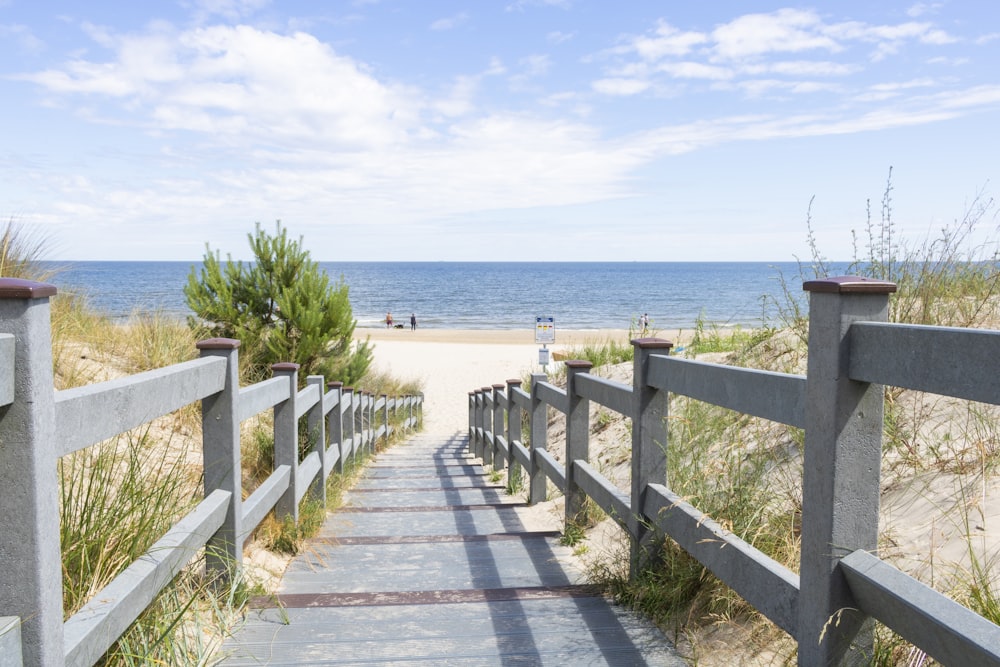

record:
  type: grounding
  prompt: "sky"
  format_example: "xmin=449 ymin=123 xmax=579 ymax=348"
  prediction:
xmin=3 ymin=1 xmax=1000 ymax=262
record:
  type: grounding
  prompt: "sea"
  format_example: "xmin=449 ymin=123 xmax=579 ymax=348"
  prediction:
xmin=39 ymin=261 xmax=834 ymax=332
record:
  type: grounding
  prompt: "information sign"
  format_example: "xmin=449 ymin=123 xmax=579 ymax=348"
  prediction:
xmin=535 ymin=316 xmax=555 ymax=344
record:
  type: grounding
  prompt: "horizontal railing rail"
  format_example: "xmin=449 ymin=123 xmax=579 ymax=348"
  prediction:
xmin=470 ymin=276 xmax=1000 ymax=667
xmin=0 ymin=278 xmax=423 ymax=667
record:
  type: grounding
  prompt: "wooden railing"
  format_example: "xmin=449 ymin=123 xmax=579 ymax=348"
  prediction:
xmin=469 ymin=276 xmax=1000 ymax=667
xmin=0 ymin=278 xmax=422 ymax=667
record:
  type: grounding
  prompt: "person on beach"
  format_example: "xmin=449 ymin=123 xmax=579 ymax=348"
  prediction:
xmin=641 ymin=313 xmax=649 ymax=334
xmin=386 ymin=312 xmax=393 ymax=328
xmin=410 ymin=313 xmax=417 ymax=330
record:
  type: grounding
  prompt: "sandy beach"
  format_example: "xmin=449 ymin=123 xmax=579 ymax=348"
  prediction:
xmin=356 ymin=327 xmax=634 ymax=432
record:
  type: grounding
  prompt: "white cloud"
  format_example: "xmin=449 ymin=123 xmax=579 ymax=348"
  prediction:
xmin=430 ymin=13 xmax=468 ymax=31
xmin=629 ymin=20 xmax=706 ymax=60
xmin=547 ymin=30 xmax=575 ymax=44
xmin=591 ymin=77 xmax=650 ymax=96
xmin=711 ymin=9 xmax=840 ymax=61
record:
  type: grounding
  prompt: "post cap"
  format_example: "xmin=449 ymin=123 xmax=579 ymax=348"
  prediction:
xmin=271 ymin=362 xmax=300 ymax=372
xmin=803 ymin=275 xmax=897 ymax=294
xmin=631 ymin=337 xmax=673 ymax=349
xmin=492 ymin=383 xmax=506 ymax=390
xmin=565 ymin=359 xmax=594 ymax=370
xmin=328 ymin=381 xmax=343 ymax=388
xmin=196 ymin=337 xmax=241 ymax=350
xmin=507 ymin=379 xmax=522 ymax=386
xmin=0 ymin=278 xmax=57 ymax=299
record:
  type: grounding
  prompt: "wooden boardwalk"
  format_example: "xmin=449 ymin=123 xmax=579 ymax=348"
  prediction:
xmin=218 ymin=432 xmax=684 ymax=666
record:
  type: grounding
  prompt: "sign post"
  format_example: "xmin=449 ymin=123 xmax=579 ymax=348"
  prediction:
xmin=535 ymin=316 xmax=554 ymax=372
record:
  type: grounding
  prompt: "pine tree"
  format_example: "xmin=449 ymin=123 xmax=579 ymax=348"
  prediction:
xmin=185 ymin=221 xmax=371 ymax=385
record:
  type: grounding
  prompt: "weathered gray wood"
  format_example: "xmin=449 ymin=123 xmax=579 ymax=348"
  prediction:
xmin=63 ymin=490 xmax=230 ymax=667
xmin=0 ymin=283 xmax=64 ymax=667
xmin=534 ymin=448 xmax=566 ymax=493
xmin=0 ymin=617 xmax=22 ymax=667
xmin=241 ymin=466 xmax=291 ymax=538
xmin=841 ymin=550 xmax=1000 ymax=667
xmin=325 ymin=442 xmax=341 ymax=471
xmin=529 ymin=373 xmax=548 ymax=504
xmin=272 ymin=365 xmax=299 ymax=522
xmin=55 ymin=357 xmax=227 ymax=456
xmin=510 ymin=439 xmax=531 ymax=470
xmin=798 ymin=280 xmax=893 ymax=666
xmin=0 ymin=334 xmax=13 ymax=407
xmin=564 ymin=361 xmax=592 ymax=524
xmin=295 ymin=451 xmax=322 ymax=505
xmin=648 ymin=355 xmax=806 ymax=428
xmin=573 ymin=461 xmax=629 ymax=526
xmin=494 ymin=434 xmax=508 ymax=460
xmin=294 ymin=382 xmax=320 ymax=420
xmin=534 ymin=380 xmax=568 ymax=414
xmin=644 ymin=484 xmax=800 ymax=637
xmin=631 ymin=338 xmax=672 ymax=577
xmin=575 ymin=373 xmax=632 ymax=417
xmin=198 ymin=339 xmax=243 ymax=577
xmin=238 ymin=376 xmax=286 ymax=422
xmin=305 ymin=376 xmax=327 ymax=506
xmin=850 ymin=322 xmax=1000 ymax=404
xmin=510 ymin=385 xmax=531 ymax=411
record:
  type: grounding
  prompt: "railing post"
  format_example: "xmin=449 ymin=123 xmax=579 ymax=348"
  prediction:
xmin=381 ymin=393 xmax=389 ymax=447
xmin=798 ymin=276 xmax=896 ymax=667
xmin=328 ymin=382 xmax=344 ymax=474
xmin=481 ymin=387 xmax=494 ymax=467
xmin=468 ymin=391 xmax=476 ymax=455
xmin=492 ymin=384 xmax=506 ymax=471
xmin=307 ymin=375 xmax=328 ymax=505
xmin=474 ymin=390 xmax=484 ymax=458
xmin=564 ymin=360 xmax=593 ymax=524
xmin=352 ymin=390 xmax=363 ymax=457
xmin=342 ymin=387 xmax=355 ymax=465
xmin=364 ymin=391 xmax=373 ymax=454
xmin=197 ymin=338 xmax=243 ymax=582
xmin=0 ymin=279 xmax=63 ymax=667
xmin=272 ymin=362 xmax=300 ymax=523
xmin=631 ymin=338 xmax=672 ymax=577
xmin=506 ymin=379 xmax=523 ymax=471
xmin=528 ymin=373 xmax=548 ymax=504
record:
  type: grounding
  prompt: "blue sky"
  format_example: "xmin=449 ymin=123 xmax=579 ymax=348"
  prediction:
xmin=2 ymin=1 xmax=1000 ymax=262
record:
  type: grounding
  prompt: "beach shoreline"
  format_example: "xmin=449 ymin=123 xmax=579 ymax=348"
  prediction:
xmin=355 ymin=327 xmax=635 ymax=346
xmin=354 ymin=326 xmax=691 ymax=433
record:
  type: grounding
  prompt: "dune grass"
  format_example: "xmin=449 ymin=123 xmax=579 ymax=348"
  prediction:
xmin=583 ymin=174 xmax=1000 ymax=664
xmin=1 ymin=218 xmax=422 ymax=665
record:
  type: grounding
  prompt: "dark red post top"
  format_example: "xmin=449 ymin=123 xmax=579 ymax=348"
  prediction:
xmin=802 ymin=276 xmax=897 ymax=294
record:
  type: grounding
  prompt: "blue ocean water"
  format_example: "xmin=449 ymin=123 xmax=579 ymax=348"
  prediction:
xmin=42 ymin=261 xmax=823 ymax=331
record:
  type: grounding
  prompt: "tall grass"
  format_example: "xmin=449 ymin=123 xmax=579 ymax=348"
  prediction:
xmin=585 ymin=172 xmax=1000 ymax=663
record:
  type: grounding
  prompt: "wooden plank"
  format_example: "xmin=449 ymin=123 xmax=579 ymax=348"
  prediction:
xmin=647 ymin=355 xmax=806 ymax=428
xmin=575 ymin=374 xmax=633 ymax=417
xmin=850 ymin=322 xmax=1000 ymax=404
xmin=238 ymin=376 xmax=287 ymax=423
xmin=574 ymin=460 xmax=630 ymax=527
xmin=55 ymin=357 xmax=227 ymax=456
xmin=841 ymin=549 xmax=1000 ymax=667
xmin=64 ymin=491 xmax=230 ymax=667
xmin=644 ymin=484 xmax=800 ymax=636
xmin=534 ymin=448 xmax=565 ymax=493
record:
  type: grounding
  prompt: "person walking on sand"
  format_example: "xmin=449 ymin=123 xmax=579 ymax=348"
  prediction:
xmin=410 ymin=313 xmax=417 ymax=331
xmin=641 ymin=313 xmax=649 ymax=335
xmin=386 ymin=312 xmax=393 ymax=328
